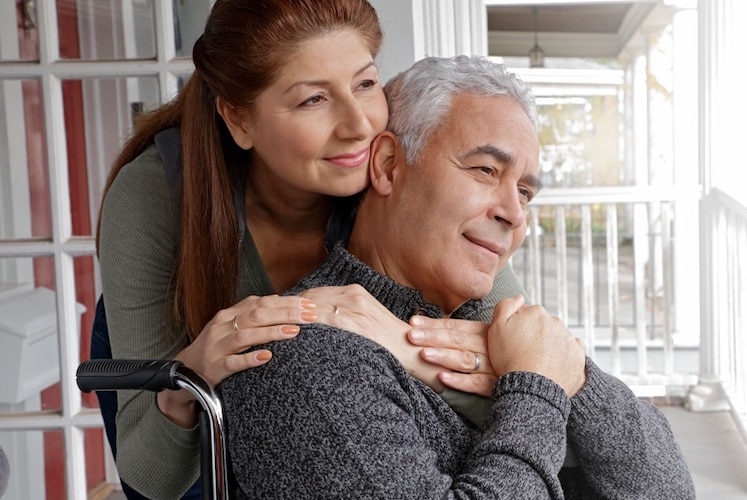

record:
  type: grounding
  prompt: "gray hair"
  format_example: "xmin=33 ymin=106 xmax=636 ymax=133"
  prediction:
xmin=384 ymin=55 xmax=537 ymax=164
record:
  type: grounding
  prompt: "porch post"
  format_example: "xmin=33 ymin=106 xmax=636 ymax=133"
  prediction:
xmin=686 ymin=0 xmax=739 ymax=412
xmin=370 ymin=0 xmax=487 ymax=82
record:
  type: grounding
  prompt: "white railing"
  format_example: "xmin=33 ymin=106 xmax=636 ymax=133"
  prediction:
xmin=511 ymin=185 xmax=703 ymax=393
xmin=689 ymin=188 xmax=747 ymax=439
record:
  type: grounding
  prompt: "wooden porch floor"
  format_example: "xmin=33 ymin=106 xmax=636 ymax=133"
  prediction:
xmin=662 ymin=405 xmax=747 ymax=498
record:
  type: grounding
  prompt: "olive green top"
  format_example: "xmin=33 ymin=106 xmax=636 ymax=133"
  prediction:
xmin=98 ymin=145 xmax=526 ymax=499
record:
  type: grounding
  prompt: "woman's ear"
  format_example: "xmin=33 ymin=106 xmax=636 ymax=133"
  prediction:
xmin=216 ymin=97 xmax=253 ymax=150
xmin=369 ymin=131 xmax=400 ymax=196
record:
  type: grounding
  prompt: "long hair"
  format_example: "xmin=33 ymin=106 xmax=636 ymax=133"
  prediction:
xmin=97 ymin=0 xmax=383 ymax=341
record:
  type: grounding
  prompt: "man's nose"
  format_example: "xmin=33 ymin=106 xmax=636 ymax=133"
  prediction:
xmin=335 ymin=97 xmax=373 ymax=140
xmin=489 ymin=185 xmax=526 ymax=229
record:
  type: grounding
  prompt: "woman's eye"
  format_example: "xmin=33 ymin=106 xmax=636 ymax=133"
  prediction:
xmin=300 ymin=94 xmax=325 ymax=107
xmin=357 ymin=79 xmax=377 ymax=90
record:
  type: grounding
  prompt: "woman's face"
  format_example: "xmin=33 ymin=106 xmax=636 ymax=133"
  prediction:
xmin=239 ymin=30 xmax=388 ymax=198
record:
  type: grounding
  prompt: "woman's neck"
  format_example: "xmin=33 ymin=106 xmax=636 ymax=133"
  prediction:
xmin=245 ymin=165 xmax=334 ymax=231
xmin=244 ymin=165 xmax=334 ymax=292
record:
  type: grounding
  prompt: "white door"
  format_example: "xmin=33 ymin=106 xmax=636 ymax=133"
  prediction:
xmin=0 ymin=1 xmax=210 ymax=498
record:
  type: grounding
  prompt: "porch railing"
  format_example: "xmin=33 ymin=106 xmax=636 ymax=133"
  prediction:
xmin=511 ymin=185 xmax=703 ymax=393
xmin=689 ymin=188 xmax=747 ymax=439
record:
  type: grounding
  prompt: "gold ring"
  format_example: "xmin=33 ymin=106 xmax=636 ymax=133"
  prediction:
xmin=232 ymin=314 xmax=240 ymax=332
xmin=472 ymin=354 xmax=481 ymax=373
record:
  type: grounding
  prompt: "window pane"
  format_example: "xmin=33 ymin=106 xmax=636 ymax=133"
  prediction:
xmin=0 ymin=429 xmax=66 ymax=499
xmin=537 ymin=95 xmax=626 ymax=188
xmin=0 ymin=2 xmax=39 ymax=61
xmin=0 ymin=79 xmax=51 ymax=241
xmin=0 ymin=257 xmax=61 ymax=414
xmin=174 ymin=0 xmax=213 ymax=57
xmin=58 ymin=0 xmax=156 ymax=61
xmin=61 ymin=76 xmax=160 ymax=237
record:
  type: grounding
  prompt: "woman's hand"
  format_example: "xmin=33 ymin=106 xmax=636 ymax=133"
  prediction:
xmin=406 ymin=316 xmax=497 ymax=397
xmin=298 ymin=284 xmax=446 ymax=392
xmin=157 ymin=294 xmax=315 ymax=428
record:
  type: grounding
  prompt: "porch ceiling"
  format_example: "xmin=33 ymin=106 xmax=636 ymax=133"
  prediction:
xmin=486 ymin=1 xmax=667 ymax=59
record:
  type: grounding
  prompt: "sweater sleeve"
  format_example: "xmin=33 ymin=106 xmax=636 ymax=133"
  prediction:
xmin=562 ymin=359 xmax=696 ymax=499
xmin=98 ymin=147 xmax=200 ymax=498
xmin=221 ymin=330 xmax=571 ymax=499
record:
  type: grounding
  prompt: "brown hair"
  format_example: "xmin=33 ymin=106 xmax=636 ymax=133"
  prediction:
xmin=97 ymin=0 xmax=383 ymax=340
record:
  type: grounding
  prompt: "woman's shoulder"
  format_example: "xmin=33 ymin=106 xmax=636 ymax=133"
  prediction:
xmin=100 ymin=144 xmax=177 ymax=244
xmin=105 ymin=145 xmax=174 ymax=215
xmin=113 ymin=145 xmax=168 ymax=190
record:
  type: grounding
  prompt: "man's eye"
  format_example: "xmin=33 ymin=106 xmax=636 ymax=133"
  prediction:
xmin=474 ymin=166 xmax=494 ymax=175
xmin=519 ymin=187 xmax=534 ymax=202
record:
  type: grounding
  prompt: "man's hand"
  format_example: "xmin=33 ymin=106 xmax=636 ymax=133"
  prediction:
xmin=488 ymin=295 xmax=586 ymax=397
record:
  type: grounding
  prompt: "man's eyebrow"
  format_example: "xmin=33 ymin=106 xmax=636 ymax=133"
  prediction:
xmin=283 ymin=61 xmax=377 ymax=94
xmin=466 ymin=145 xmax=513 ymax=165
xmin=467 ymin=145 xmax=543 ymax=191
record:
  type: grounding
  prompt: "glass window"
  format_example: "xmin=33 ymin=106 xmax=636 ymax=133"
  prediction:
xmin=0 ymin=78 xmax=51 ymax=241
xmin=174 ymin=0 xmax=213 ymax=57
xmin=0 ymin=1 xmax=39 ymax=61
xmin=58 ymin=0 xmax=157 ymax=61
xmin=537 ymin=95 xmax=626 ymax=189
xmin=0 ymin=257 xmax=61 ymax=414
xmin=0 ymin=429 xmax=66 ymax=499
xmin=61 ymin=76 xmax=160 ymax=237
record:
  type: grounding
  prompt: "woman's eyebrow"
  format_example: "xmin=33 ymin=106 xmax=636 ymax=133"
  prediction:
xmin=283 ymin=61 xmax=377 ymax=94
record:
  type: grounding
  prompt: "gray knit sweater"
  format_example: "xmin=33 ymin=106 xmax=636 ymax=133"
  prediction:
xmin=220 ymin=245 xmax=695 ymax=499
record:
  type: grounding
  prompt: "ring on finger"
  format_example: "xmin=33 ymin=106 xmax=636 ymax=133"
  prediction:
xmin=471 ymin=354 xmax=481 ymax=373
xmin=232 ymin=314 xmax=240 ymax=332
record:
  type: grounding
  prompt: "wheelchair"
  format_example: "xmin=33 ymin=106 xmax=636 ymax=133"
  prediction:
xmin=78 ymin=299 xmax=229 ymax=500
xmin=77 ymin=358 xmax=228 ymax=500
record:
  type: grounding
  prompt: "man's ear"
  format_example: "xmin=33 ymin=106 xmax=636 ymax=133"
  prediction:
xmin=369 ymin=131 xmax=401 ymax=196
xmin=216 ymin=97 xmax=253 ymax=150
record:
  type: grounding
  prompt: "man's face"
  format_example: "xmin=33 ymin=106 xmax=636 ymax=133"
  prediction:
xmin=385 ymin=94 xmax=540 ymax=313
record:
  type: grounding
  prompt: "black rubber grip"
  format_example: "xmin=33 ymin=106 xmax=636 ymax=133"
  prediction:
xmin=76 ymin=359 xmax=183 ymax=393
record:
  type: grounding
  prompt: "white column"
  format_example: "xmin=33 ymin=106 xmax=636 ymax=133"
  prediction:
xmin=670 ymin=7 xmax=700 ymax=346
xmin=688 ymin=0 xmax=746 ymax=412
xmin=370 ymin=0 xmax=487 ymax=82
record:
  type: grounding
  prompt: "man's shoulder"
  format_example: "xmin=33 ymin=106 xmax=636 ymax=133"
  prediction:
xmin=221 ymin=326 xmax=400 ymax=395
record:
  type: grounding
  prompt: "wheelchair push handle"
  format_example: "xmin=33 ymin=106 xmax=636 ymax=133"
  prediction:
xmin=76 ymin=359 xmax=183 ymax=393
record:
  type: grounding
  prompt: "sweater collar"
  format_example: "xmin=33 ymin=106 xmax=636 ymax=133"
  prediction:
xmin=292 ymin=243 xmax=485 ymax=322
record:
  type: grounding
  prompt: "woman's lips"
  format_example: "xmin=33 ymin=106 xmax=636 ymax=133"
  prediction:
xmin=325 ymin=148 xmax=370 ymax=168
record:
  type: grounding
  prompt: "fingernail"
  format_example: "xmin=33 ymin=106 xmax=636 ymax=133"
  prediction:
xmin=301 ymin=299 xmax=316 ymax=310
xmin=409 ymin=329 xmax=425 ymax=341
xmin=281 ymin=325 xmax=300 ymax=335
xmin=300 ymin=311 xmax=317 ymax=322
xmin=256 ymin=351 xmax=272 ymax=362
xmin=439 ymin=372 xmax=453 ymax=383
xmin=422 ymin=348 xmax=437 ymax=359
xmin=410 ymin=315 xmax=426 ymax=326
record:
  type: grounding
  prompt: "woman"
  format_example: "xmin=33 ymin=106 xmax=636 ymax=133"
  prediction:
xmin=97 ymin=0 xmax=523 ymax=498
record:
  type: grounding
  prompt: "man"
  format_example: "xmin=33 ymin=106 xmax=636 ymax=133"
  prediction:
xmin=221 ymin=56 xmax=695 ymax=499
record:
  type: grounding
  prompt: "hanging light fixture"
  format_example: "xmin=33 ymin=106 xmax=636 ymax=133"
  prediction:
xmin=529 ymin=7 xmax=544 ymax=68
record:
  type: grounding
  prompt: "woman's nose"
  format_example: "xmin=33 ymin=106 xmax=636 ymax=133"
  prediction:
xmin=335 ymin=97 xmax=373 ymax=140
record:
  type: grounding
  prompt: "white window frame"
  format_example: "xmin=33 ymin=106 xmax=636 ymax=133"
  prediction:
xmin=0 ymin=1 xmax=193 ymax=498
